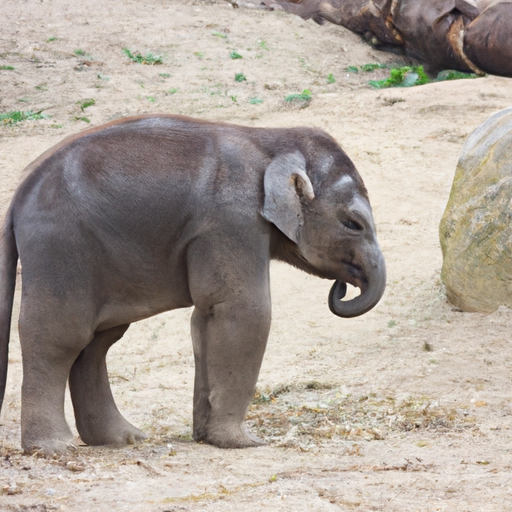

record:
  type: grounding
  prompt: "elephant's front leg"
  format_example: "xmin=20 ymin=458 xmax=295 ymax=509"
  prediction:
xmin=190 ymin=288 xmax=271 ymax=448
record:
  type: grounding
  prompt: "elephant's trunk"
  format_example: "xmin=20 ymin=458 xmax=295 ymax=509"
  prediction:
xmin=328 ymin=251 xmax=386 ymax=318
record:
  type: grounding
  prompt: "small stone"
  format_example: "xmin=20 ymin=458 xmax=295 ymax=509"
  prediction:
xmin=2 ymin=483 xmax=22 ymax=495
xmin=66 ymin=460 xmax=86 ymax=472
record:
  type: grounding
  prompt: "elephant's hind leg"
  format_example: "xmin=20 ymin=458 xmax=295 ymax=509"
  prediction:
xmin=19 ymin=320 xmax=88 ymax=456
xmin=69 ymin=324 xmax=147 ymax=446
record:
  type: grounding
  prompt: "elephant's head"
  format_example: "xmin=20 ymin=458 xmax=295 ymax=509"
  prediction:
xmin=262 ymin=146 xmax=386 ymax=318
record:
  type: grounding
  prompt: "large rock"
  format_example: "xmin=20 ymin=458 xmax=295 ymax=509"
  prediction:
xmin=440 ymin=107 xmax=512 ymax=312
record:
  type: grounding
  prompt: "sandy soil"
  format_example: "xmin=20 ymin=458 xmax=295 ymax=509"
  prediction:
xmin=1 ymin=1 xmax=512 ymax=510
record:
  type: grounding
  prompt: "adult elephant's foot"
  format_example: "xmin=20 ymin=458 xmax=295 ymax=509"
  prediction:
xmin=195 ymin=420 xmax=266 ymax=448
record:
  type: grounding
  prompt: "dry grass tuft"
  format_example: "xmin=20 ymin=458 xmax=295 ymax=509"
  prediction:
xmin=248 ymin=383 xmax=476 ymax=448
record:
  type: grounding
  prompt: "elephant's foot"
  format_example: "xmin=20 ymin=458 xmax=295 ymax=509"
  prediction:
xmin=68 ymin=324 xmax=145 ymax=447
xmin=22 ymin=432 xmax=77 ymax=457
xmin=190 ymin=300 xmax=271 ymax=450
xmin=77 ymin=415 xmax=147 ymax=447
xmin=195 ymin=420 xmax=266 ymax=448
xmin=20 ymin=351 xmax=81 ymax=457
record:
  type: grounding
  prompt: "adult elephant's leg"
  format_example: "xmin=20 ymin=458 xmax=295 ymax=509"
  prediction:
xmin=69 ymin=324 xmax=147 ymax=446
xmin=188 ymin=237 xmax=272 ymax=448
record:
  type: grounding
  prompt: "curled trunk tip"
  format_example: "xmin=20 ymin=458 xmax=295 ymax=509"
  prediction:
xmin=328 ymin=256 xmax=386 ymax=318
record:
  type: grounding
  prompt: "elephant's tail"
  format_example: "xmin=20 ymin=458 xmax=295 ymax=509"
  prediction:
xmin=0 ymin=207 xmax=18 ymax=414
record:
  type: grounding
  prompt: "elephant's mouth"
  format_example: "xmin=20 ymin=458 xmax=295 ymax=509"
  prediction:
xmin=328 ymin=261 xmax=367 ymax=311
xmin=340 ymin=261 xmax=365 ymax=289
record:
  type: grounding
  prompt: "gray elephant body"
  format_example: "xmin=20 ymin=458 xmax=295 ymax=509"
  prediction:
xmin=0 ymin=115 xmax=385 ymax=454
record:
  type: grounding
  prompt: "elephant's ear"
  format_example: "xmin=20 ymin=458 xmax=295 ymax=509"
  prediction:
xmin=261 ymin=151 xmax=315 ymax=244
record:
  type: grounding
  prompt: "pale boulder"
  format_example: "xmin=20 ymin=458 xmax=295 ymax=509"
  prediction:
xmin=440 ymin=107 xmax=512 ymax=312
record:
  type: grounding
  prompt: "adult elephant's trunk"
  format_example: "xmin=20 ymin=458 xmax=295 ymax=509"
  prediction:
xmin=328 ymin=251 xmax=386 ymax=318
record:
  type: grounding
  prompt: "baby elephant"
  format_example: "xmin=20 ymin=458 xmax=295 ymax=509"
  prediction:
xmin=0 ymin=115 xmax=386 ymax=455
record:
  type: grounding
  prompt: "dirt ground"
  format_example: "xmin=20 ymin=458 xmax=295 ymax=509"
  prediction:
xmin=1 ymin=0 xmax=512 ymax=510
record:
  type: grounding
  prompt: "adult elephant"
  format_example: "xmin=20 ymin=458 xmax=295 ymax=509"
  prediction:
xmin=0 ymin=115 xmax=386 ymax=455
xmin=257 ymin=0 xmax=512 ymax=77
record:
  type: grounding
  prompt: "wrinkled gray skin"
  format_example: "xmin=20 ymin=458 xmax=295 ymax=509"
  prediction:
xmin=0 ymin=115 xmax=385 ymax=455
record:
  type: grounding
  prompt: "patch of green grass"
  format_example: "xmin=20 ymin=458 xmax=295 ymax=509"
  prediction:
xmin=50 ymin=124 xmax=63 ymax=129
xmin=327 ymin=73 xmax=335 ymax=84
xmin=0 ymin=110 xmax=50 ymax=125
xmin=369 ymin=65 xmax=481 ymax=89
xmin=78 ymin=98 xmax=95 ymax=112
xmin=74 ymin=49 xmax=94 ymax=61
xmin=347 ymin=63 xmax=387 ymax=73
xmin=249 ymin=97 xmax=263 ymax=105
xmin=35 ymin=83 xmax=48 ymax=91
xmin=369 ymin=65 xmax=430 ymax=89
xmin=387 ymin=319 xmax=397 ymax=328
xmin=211 ymin=31 xmax=227 ymax=39
xmin=158 ymin=73 xmax=171 ymax=78
xmin=257 ymin=39 xmax=269 ymax=50
xmin=285 ymin=89 xmax=311 ymax=102
xmin=46 ymin=37 xmax=57 ymax=42
xmin=436 ymin=69 xmax=480 ymax=82
xmin=74 ymin=116 xmax=90 ymax=123
xmin=361 ymin=63 xmax=387 ymax=72
xmin=230 ymin=50 xmax=243 ymax=60
xmin=235 ymin=72 xmax=246 ymax=82
xmin=147 ymin=96 xmax=156 ymax=103
xmin=0 ymin=65 xmax=14 ymax=71
xmin=97 ymin=74 xmax=110 ymax=81
xmin=123 ymin=48 xmax=163 ymax=65
xmin=193 ymin=51 xmax=204 ymax=59
xmin=166 ymin=88 xmax=178 ymax=95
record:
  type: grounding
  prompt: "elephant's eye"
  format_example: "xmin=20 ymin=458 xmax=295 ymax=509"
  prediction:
xmin=342 ymin=219 xmax=363 ymax=231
